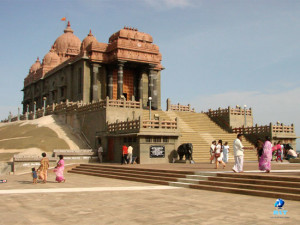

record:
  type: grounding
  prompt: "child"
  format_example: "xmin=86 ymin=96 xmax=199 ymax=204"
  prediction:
xmin=32 ymin=168 xmax=37 ymax=184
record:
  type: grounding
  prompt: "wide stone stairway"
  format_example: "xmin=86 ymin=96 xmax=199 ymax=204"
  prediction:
xmin=69 ymin=164 xmax=300 ymax=201
xmin=143 ymin=110 xmax=257 ymax=162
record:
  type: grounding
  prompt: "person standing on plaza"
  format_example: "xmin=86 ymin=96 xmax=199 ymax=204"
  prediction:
xmin=98 ymin=144 xmax=104 ymax=163
xmin=223 ymin=142 xmax=230 ymax=163
xmin=210 ymin=140 xmax=216 ymax=164
xmin=121 ymin=144 xmax=128 ymax=165
xmin=275 ymin=141 xmax=283 ymax=162
xmin=232 ymin=134 xmax=245 ymax=173
xmin=37 ymin=152 xmax=49 ymax=183
xmin=259 ymin=136 xmax=273 ymax=173
xmin=214 ymin=140 xmax=226 ymax=169
xmin=255 ymin=138 xmax=264 ymax=162
xmin=54 ymin=155 xmax=66 ymax=183
xmin=127 ymin=145 xmax=133 ymax=164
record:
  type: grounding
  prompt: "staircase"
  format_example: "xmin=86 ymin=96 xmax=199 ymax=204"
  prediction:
xmin=69 ymin=164 xmax=300 ymax=201
xmin=142 ymin=110 xmax=257 ymax=162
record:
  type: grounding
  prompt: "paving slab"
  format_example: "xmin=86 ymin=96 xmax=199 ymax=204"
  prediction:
xmin=0 ymin=163 xmax=299 ymax=225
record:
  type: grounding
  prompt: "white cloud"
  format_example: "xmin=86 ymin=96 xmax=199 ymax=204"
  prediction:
xmin=143 ymin=0 xmax=195 ymax=8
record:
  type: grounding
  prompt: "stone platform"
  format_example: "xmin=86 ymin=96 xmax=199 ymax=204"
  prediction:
xmin=0 ymin=162 xmax=299 ymax=224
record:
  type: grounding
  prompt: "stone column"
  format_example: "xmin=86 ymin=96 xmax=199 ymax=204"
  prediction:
xmin=117 ymin=61 xmax=126 ymax=99
xmin=107 ymin=68 xmax=113 ymax=99
xmin=148 ymin=65 xmax=158 ymax=109
xmin=92 ymin=64 xmax=100 ymax=101
xmin=138 ymin=72 xmax=143 ymax=102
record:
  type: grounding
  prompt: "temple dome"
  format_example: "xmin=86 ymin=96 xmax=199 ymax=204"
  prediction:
xmin=53 ymin=21 xmax=81 ymax=56
xmin=29 ymin=57 xmax=41 ymax=73
xmin=43 ymin=47 xmax=60 ymax=67
xmin=81 ymin=30 xmax=97 ymax=51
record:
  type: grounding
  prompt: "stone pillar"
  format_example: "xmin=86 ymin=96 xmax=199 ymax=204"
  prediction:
xmin=117 ymin=61 xmax=125 ymax=99
xmin=92 ymin=64 xmax=100 ymax=101
xmin=138 ymin=72 xmax=143 ymax=102
xmin=148 ymin=65 xmax=158 ymax=109
xmin=107 ymin=69 xmax=113 ymax=99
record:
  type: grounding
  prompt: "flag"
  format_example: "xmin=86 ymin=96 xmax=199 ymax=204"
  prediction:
xmin=61 ymin=17 xmax=66 ymax=21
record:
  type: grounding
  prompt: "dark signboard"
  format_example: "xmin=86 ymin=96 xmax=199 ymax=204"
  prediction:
xmin=150 ymin=146 xmax=165 ymax=158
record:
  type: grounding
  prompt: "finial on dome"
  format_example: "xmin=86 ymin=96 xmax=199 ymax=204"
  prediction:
xmin=36 ymin=57 xmax=40 ymax=62
xmin=88 ymin=29 xmax=93 ymax=36
xmin=64 ymin=21 xmax=73 ymax=33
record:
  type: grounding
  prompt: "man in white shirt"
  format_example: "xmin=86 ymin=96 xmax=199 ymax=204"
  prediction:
xmin=127 ymin=145 xmax=133 ymax=164
xmin=210 ymin=141 xmax=216 ymax=164
xmin=98 ymin=145 xmax=103 ymax=163
xmin=232 ymin=134 xmax=244 ymax=173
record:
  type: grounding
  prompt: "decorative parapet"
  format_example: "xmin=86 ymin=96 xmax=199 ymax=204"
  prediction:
xmin=206 ymin=106 xmax=252 ymax=117
xmin=232 ymin=123 xmax=295 ymax=135
xmin=166 ymin=98 xmax=195 ymax=112
xmin=3 ymin=98 xmax=142 ymax=123
xmin=107 ymin=116 xmax=178 ymax=134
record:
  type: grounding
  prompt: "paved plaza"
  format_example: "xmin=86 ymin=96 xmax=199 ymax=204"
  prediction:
xmin=0 ymin=162 xmax=300 ymax=225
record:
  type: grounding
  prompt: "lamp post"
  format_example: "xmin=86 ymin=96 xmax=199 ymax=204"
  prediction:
xmin=33 ymin=101 xmax=36 ymax=119
xmin=26 ymin=104 xmax=29 ymax=120
xmin=43 ymin=97 xmax=47 ymax=116
xmin=17 ymin=107 xmax=20 ymax=121
xmin=244 ymin=104 xmax=247 ymax=127
xmin=148 ymin=97 xmax=152 ymax=120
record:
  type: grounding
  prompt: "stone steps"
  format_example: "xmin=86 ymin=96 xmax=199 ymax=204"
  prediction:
xmin=69 ymin=164 xmax=300 ymax=201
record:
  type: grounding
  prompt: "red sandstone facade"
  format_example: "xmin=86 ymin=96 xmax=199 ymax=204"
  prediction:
xmin=23 ymin=22 xmax=163 ymax=112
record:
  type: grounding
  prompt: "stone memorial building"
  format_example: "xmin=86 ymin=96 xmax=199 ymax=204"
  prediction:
xmin=23 ymin=22 xmax=163 ymax=113
xmin=19 ymin=22 xmax=296 ymax=164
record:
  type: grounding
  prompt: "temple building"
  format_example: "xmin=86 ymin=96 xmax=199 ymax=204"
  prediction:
xmin=22 ymin=22 xmax=163 ymax=113
xmin=19 ymin=22 xmax=296 ymax=164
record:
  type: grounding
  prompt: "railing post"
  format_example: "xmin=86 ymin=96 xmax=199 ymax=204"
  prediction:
xmin=166 ymin=98 xmax=171 ymax=111
xmin=106 ymin=96 xmax=109 ymax=108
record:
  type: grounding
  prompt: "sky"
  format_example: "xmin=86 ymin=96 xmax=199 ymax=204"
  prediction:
xmin=0 ymin=0 xmax=300 ymax=147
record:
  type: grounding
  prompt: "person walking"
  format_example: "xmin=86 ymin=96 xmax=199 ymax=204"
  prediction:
xmin=255 ymin=138 xmax=264 ymax=162
xmin=259 ymin=136 xmax=273 ymax=173
xmin=37 ymin=152 xmax=49 ymax=183
xmin=214 ymin=140 xmax=226 ymax=169
xmin=232 ymin=134 xmax=245 ymax=173
xmin=223 ymin=142 xmax=230 ymax=163
xmin=121 ymin=144 xmax=128 ymax=165
xmin=98 ymin=144 xmax=104 ymax=163
xmin=54 ymin=155 xmax=66 ymax=183
xmin=127 ymin=145 xmax=133 ymax=164
xmin=210 ymin=140 xmax=216 ymax=164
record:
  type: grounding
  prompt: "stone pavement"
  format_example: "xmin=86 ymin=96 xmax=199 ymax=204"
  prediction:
xmin=0 ymin=163 xmax=299 ymax=225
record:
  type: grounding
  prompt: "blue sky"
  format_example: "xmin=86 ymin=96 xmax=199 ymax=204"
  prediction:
xmin=1 ymin=0 xmax=300 ymax=147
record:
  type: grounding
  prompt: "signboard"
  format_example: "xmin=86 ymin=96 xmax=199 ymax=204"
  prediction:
xmin=150 ymin=146 xmax=165 ymax=158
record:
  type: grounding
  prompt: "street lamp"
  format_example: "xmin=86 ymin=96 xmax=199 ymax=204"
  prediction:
xmin=148 ymin=97 xmax=152 ymax=120
xmin=244 ymin=104 xmax=247 ymax=127
xmin=43 ymin=97 xmax=47 ymax=116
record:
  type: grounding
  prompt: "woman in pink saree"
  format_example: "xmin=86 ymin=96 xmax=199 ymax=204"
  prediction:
xmin=54 ymin=155 xmax=66 ymax=183
xmin=259 ymin=136 xmax=272 ymax=173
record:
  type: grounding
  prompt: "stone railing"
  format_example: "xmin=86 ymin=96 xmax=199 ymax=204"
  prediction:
xmin=232 ymin=123 xmax=294 ymax=134
xmin=107 ymin=116 xmax=178 ymax=134
xmin=166 ymin=98 xmax=195 ymax=112
xmin=206 ymin=106 xmax=252 ymax=117
xmin=232 ymin=124 xmax=270 ymax=134
xmin=2 ymin=97 xmax=142 ymax=123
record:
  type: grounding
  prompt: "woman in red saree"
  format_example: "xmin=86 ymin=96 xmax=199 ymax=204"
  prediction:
xmin=54 ymin=155 xmax=66 ymax=183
